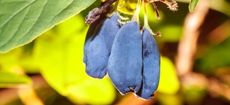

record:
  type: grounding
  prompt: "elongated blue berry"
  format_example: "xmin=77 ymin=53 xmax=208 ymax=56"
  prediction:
xmin=136 ymin=29 xmax=160 ymax=99
xmin=84 ymin=14 xmax=120 ymax=78
xmin=100 ymin=14 xmax=120 ymax=51
xmin=108 ymin=21 xmax=142 ymax=94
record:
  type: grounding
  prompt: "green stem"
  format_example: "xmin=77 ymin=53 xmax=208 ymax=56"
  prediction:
xmin=132 ymin=0 xmax=141 ymax=24
xmin=143 ymin=1 xmax=160 ymax=36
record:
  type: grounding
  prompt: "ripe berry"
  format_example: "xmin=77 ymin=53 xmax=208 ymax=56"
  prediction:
xmin=84 ymin=14 xmax=120 ymax=78
xmin=108 ymin=21 xmax=142 ymax=94
xmin=136 ymin=29 xmax=160 ymax=99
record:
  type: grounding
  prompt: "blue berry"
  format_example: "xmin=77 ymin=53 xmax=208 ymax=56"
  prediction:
xmin=108 ymin=21 xmax=142 ymax=94
xmin=84 ymin=14 xmax=120 ymax=78
xmin=101 ymin=14 xmax=120 ymax=51
xmin=136 ymin=29 xmax=160 ymax=99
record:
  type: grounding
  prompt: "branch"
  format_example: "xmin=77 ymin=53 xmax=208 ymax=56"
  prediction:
xmin=85 ymin=0 xmax=118 ymax=24
xmin=176 ymin=0 xmax=209 ymax=76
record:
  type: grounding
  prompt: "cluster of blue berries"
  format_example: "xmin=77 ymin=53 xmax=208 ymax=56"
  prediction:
xmin=83 ymin=13 xmax=160 ymax=99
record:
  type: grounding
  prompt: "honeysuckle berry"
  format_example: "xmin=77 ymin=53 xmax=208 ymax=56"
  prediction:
xmin=84 ymin=14 xmax=120 ymax=78
xmin=136 ymin=28 xmax=160 ymax=99
xmin=108 ymin=21 xmax=142 ymax=94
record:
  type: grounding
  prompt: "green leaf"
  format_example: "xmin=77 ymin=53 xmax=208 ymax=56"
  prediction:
xmin=34 ymin=15 xmax=116 ymax=104
xmin=189 ymin=0 xmax=199 ymax=12
xmin=183 ymin=86 xmax=206 ymax=105
xmin=0 ymin=0 xmax=96 ymax=53
xmin=159 ymin=25 xmax=183 ymax=42
xmin=0 ymin=43 xmax=39 ymax=73
xmin=158 ymin=56 xmax=180 ymax=94
xmin=195 ymin=36 xmax=230 ymax=73
xmin=0 ymin=71 xmax=31 ymax=88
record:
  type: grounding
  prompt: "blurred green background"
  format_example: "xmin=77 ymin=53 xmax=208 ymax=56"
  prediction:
xmin=0 ymin=0 xmax=230 ymax=105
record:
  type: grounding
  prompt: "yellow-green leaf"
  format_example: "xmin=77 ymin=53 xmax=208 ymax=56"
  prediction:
xmin=0 ymin=71 xmax=31 ymax=88
xmin=189 ymin=0 xmax=199 ymax=12
xmin=158 ymin=56 xmax=180 ymax=94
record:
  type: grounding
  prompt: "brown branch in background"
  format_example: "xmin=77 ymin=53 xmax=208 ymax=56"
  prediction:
xmin=0 ymin=75 xmax=48 ymax=105
xmin=0 ymin=67 xmax=45 ymax=105
xmin=208 ymin=20 xmax=230 ymax=45
xmin=0 ymin=88 xmax=18 ymax=105
xmin=13 ymin=67 xmax=44 ymax=105
xmin=18 ymin=86 xmax=44 ymax=105
xmin=181 ymin=72 xmax=230 ymax=101
xmin=208 ymin=78 xmax=230 ymax=100
xmin=176 ymin=0 xmax=230 ymax=101
xmin=176 ymin=0 xmax=209 ymax=76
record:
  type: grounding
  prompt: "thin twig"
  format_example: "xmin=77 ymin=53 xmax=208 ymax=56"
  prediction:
xmin=151 ymin=2 xmax=160 ymax=18
xmin=85 ymin=0 xmax=118 ymax=24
